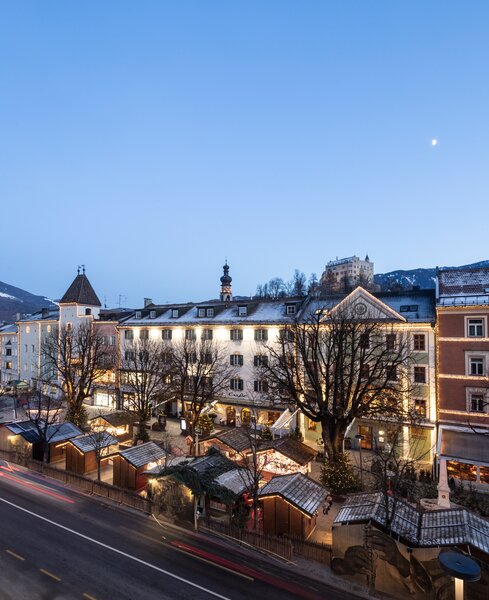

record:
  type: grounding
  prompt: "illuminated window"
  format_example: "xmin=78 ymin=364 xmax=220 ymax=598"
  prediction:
xmin=414 ymin=399 xmax=427 ymax=418
xmin=308 ymin=419 xmax=317 ymax=431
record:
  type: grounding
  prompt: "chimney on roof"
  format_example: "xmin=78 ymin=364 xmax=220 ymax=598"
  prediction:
xmin=15 ymin=313 xmax=20 ymax=321
xmin=144 ymin=298 xmax=153 ymax=308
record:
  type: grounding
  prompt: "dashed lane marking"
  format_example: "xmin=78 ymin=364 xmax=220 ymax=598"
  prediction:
xmin=0 ymin=497 xmax=231 ymax=600
xmin=5 ymin=549 xmax=25 ymax=561
xmin=40 ymin=568 xmax=61 ymax=581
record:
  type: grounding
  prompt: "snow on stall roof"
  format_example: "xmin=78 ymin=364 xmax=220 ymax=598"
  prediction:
xmin=70 ymin=432 xmax=118 ymax=453
xmin=335 ymin=493 xmax=489 ymax=555
xmin=119 ymin=441 xmax=166 ymax=468
xmin=214 ymin=468 xmax=254 ymax=496
xmin=258 ymin=473 xmax=327 ymax=517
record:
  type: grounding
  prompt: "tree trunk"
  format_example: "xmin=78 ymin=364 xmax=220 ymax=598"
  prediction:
xmin=321 ymin=419 xmax=348 ymax=460
xmin=97 ymin=458 xmax=101 ymax=481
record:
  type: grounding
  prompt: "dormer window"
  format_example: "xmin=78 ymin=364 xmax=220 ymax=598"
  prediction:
xmin=238 ymin=305 xmax=247 ymax=317
xmin=135 ymin=311 xmax=142 ymax=319
xmin=149 ymin=310 xmax=156 ymax=319
xmin=206 ymin=308 xmax=214 ymax=317
xmin=286 ymin=304 xmax=296 ymax=315
xmin=198 ymin=308 xmax=206 ymax=318
xmin=171 ymin=309 xmax=179 ymax=319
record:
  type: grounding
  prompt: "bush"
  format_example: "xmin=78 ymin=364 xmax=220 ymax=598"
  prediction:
xmin=320 ymin=452 xmax=360 ymax=496
xmin=450 ymin=481 xmax=489 ymax=517
xmin=260 ymin=426 xmax=273 ymax=440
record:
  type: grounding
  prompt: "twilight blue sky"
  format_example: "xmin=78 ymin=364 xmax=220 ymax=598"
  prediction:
xmin=1 ymin=1 xmax=488 ymax=307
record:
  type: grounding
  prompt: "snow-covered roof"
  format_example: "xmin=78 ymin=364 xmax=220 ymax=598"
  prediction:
xmin=121 ymin=297 xmax=306 ymax=327
xmin=119 ymin=441 xmax=166 ymax=468
xmin=214 ymin=468 xmax=254 ymax=496
xmin=258 ymin=473 xmax=327 ymax=516
xmin=0 ymin=323 xmax=18 ymax=334
xmin=69 ymin=431 xmax=119 ymax=453
xmin=17 ymin=308 xmax=60 ymax=323
xmin=335 ymin=492 xmax=489 ymax=555
xmin=438 ymin=266 xmax=489 ymax=305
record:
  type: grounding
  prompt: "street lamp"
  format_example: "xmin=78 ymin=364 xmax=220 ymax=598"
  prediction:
xmin=355 ymin=434 xmax=365 ymax=491
xmin=439 ymin=552 xmax=481 ymax=600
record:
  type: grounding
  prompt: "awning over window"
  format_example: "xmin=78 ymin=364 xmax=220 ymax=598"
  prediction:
xmin=270 ymin=408 xmax=298 ymax=431
xmin=440 ymin=429 xmax=489 ymax=466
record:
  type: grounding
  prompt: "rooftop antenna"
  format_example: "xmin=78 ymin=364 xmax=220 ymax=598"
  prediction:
xmin=81 ymin=264 xmax=85 ymax=275
xmin=77 ymin=265 xmax=81 ymax=275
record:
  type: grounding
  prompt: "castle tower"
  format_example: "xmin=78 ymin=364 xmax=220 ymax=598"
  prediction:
xmin=220 ymin=261 xmax=232 ymax=302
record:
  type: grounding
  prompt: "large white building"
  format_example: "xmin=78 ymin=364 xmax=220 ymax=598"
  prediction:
xmin=0 ymin=323 xmax=19 ymax=387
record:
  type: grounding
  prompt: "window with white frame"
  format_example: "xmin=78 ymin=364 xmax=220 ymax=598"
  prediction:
xmin=286 ymin=304 xmax=296 ymax=315
xmin=206 ymin=308 xmax=214 ymax=317
xmin=230 ymin=378 xmax=244 ymax=391
xmin=139 ymin=329 xmax=149 ymax=340
xmin=238 ymin=305 xmax=247 ymax=317
xmin=185 ymin=329 xmax=196 ymax=341
xmin=198 ymin=308 xmax=206 ymax=318
xmin=135 ymin=311 xmax=141 ymax=319
xmin=171 ymin=309 xmax=179 ymax=318
xmin=230 ymin=354 xmax=243 ymax=366
xmin=414 ymin=365 xmax=427 ymax=384
xmin=469 ymin=357 xmax=485 ymax=376
xmin=253 ymin=354 xmax=269 ymax=367
xmin=230 ymin=329 xmax=243 ymax=341
xmin=254 ymin=329 xmax=268 ymax=342
xmin=467 ymin=318 xmax=485 ymax=338
xmin=470 ymin=393 xmax=486 ymax=413
xmin=413 ymin=334 xmax=426 ymax=351
xmin=149 ymin=310 xmax=156 ymax=319
xmin=253 ymin=380 xmax=268 ymax=393
xmin=124 ymin=330 xmax=134 ymax=340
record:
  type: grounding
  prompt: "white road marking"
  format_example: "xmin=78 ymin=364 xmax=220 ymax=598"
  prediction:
xmin=0 ymin=497 xmax=231 ymax=600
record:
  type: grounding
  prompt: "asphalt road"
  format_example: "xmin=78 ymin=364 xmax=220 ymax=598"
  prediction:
xmin=0 ymin=461 xmax=355 ymax=600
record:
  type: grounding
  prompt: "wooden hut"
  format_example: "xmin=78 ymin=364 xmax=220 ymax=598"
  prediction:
xmin=1 ymin=421 xmax=82 ymax=464
xmin=87 ymin=412 xmax=135 ymax=443
xmin=113 ymin=441 xmax=166 ymax=491
xmin=65 ymin=432 xmax=119 ymax=475
xmin=259 ymin=473 xmax=327 ymax=539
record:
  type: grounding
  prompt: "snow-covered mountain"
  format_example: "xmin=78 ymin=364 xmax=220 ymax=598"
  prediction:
xmin=0 ymin=280 xmax=56 ymax=323
xmin=375 ymin=260 xmax=489 ymax=291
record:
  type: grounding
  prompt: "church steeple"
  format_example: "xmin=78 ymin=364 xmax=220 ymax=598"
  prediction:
xmin=220 ymin=261 xmax=232 ymax=302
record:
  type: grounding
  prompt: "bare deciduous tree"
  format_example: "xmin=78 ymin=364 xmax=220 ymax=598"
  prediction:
xmin=261 ymin=306 xmax=414 ymax=460
xmin=42 ymin=322 xmax=116 ymax=428
xmin=120 ymin=337 xmax=172 ymax=443
xmin=169 ymin=337 xmax=234 ymax=442
xmin=24 ymin=387 xmax=64 ymax=463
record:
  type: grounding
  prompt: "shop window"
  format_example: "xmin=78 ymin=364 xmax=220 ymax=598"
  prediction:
xmin=480 ymin=466 xmax=489 ymax=485
xmin=447 ymin=460 xmax=477 ymax=481
xmin=415 ymin=399 xmax=427 ymax=418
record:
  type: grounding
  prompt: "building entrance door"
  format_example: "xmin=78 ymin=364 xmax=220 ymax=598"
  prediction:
xmin=226 ymin=407 xmax=236 ymax=427
xmin=358 ymin=425 xmax=373 ymax=450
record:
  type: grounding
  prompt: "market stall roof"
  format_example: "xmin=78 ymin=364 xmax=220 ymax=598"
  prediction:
xmin=214 ymin=468 xmax=254 ymax=496
xmin=258 ymin=473 xmax=327 ymax=517
xmin=6 ymin=421 xmax=82 ymax=444
xmin=88 ymin=411 xmax=136 ymax=428
xmin=439 ymin=428 xmax=489 ymax=466
xmin=260 ymin=437 xmax=317 ymax=466
xmin=70 ymin=432 xmax=118 ymax=453
xmin=119 ymin=441 xmax=166 ymax=468
xmin=214 ymin=429 xmax=252 ymax=453
xmin=335 ymin=492 xmax=489 ymax=556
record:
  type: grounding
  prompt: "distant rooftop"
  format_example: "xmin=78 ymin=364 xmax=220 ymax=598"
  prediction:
xmin=438 ymin=266 xmax=489 ymax=303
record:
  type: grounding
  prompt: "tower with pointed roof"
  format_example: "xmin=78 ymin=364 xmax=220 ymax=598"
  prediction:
xmin=59 ymin=267 xmax=102 ymax=326
xmin=220 ymin=261 xmax=233 ymax=302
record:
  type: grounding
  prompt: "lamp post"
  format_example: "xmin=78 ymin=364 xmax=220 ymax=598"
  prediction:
xmin=439 ymin=552 xmax=481 ymax=600
xmin=355 ymin=434 xmax=365 ymax=491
